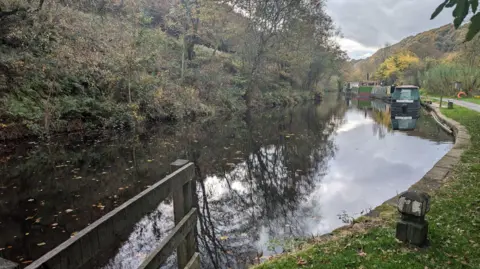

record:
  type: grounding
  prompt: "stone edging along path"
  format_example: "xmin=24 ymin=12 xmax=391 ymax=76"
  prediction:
xmin=366 ymin=104 xmax=471 ymax=217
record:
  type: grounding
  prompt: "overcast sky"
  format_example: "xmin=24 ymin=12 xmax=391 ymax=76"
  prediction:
xmin=326 ymin=0 xmax=454 ymax=59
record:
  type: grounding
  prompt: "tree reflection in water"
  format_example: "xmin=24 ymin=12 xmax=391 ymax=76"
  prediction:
xmin=1 ymin=95 xmax=453 ymax=269
xmin=194 ymin=102 xmax=347 ymax=268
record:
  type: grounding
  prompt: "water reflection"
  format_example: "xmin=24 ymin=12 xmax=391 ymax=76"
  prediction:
xmin=0 ymin=96 xmax=453 ymax=269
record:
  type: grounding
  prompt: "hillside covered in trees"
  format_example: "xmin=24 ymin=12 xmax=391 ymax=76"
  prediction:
xmin=0 ymin=0 xmax=346 ymax=139
xmin=350 ymin=23 xmax=471 ymax=81
xmin=348 ymin=22 xmax=480 ymax=102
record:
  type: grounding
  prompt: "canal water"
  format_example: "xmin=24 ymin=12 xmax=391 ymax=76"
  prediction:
xmin=0 ymin=96 xmax=453 ymax=268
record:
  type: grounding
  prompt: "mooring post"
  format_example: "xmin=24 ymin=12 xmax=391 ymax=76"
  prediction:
xmin=171 ymin=159 xmax=196 ymax=268
xmin=396 ymin=191 xmax=430 ymax=246
xmin=0 ymin=258 xmax=19 ymax=269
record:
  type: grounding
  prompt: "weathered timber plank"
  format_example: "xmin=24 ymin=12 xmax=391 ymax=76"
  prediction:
xmin=138 ymin=208 xmax=198 ymax=269
xmin=172 ymin=159 xmax=191 ymax=268
xmin=0 ymin=258 xmax=19 ymax=269
xmin=183 ymin=180 xmax=195 ymax=261
xmin=184 ymin=253 xmax=200 ymax=269
xmin=26 ymin=163 xmax=195 ymax=269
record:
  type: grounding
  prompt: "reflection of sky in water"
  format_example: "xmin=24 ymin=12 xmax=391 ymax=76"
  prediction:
xmin=200 ymin=109 xmax=452 ymax=259
xmin=102 ymin=107 xmax=453 ymax=268
xmin=102 ymin=203 xmax=176 ymax=269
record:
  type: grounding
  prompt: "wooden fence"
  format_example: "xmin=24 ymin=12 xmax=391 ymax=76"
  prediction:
xmin=25 ymin=159 xmax=199 ymax=269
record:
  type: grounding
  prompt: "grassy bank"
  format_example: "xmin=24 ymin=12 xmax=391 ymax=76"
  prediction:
xmin=461 ymin=97 xmax=480 ymax=105
xmin=254 ymin=106 xmax=480 ymax=269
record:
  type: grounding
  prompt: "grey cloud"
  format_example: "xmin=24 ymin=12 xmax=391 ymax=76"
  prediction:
xmin=327 ymin=0 xmax=454 ymax=48
xmin=348 ymin=49 xmax=375 ymax=59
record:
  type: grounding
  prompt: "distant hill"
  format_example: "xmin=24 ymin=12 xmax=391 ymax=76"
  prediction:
xmin=351 ymin=23 xmax=469 ymax=79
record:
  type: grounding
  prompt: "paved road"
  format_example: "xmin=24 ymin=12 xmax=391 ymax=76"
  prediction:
xmin=431 ymin=97 xmax=480 ymax=113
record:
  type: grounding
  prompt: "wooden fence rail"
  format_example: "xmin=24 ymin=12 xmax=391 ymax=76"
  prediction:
xmin=25 ymin=159 xmax=199 ymax=269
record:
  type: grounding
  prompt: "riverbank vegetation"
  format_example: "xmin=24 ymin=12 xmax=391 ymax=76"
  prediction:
xmin=254 ymin=106 xmax=480 ymax=269
xmin=348 ymin=22 xmax=480 ymax=108
xmin=0 ymin=0 xmax=347 ymax=139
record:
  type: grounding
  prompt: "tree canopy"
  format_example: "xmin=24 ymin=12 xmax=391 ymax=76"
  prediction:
xmin=432 ymin=0 xmax=480 ymax=41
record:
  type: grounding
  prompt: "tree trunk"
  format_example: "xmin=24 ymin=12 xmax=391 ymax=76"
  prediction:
xmin=128 ymin=80 xmax=132 ymax=103
xmin=439 ymin=96 xmax=443 ymax=108
xmin=181 ymin=37 xmax=185 ymax=80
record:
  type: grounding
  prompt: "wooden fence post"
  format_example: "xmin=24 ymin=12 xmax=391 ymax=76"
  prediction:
xmin=171 ymin=159 xmax=196 ymax=268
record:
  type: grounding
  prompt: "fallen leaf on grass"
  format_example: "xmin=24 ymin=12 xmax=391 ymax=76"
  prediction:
xmin=358 ymin=250 xmax=367 ymax=257
xmin=296 ymin=257 xmax=307 ymax=265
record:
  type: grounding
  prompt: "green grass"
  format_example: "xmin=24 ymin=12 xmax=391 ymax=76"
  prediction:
xmin=460 ymin=98 xmax=480 ymax=105
xmin=255 ymin=106 xmax=480 ymax=269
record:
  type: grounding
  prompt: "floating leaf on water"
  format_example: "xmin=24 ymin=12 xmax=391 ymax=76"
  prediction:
xmin=51 ymin=223 xmax=58 ymax=227
xmin=35 ymin=218 xmax=41 ymax=223
xmin=22 ymin=260 xmax=33 ymax=264
xmin=118 ymin=187 xmax=124 ymax=191
xmin=101 ymin=172 xmax=107 ymax=175
xmin=37 ymin=242 xmax=46 ymax=246
xmin=226 ymin=163 xmax=236 ymax=167
xmin=7 ymin=246 xmax=12 ymax=249
xmin=0 ymin=248 xmax=4 ymax=251
xmin=219 ymin=236 xmax=228 ymax=241
xmin=25 ymin=216 xmax=34 ymax=220
xmin=235 ymin=151 xmax=242 ymax=154
xmin=285 ymin=135 xmax=290 ymax=138
xmin=28 ymin=199 xmax=34 ymax=202
xmin=25 ymin=233 xmax=29 ymax=235
xmin=65 ymin=209 xmax=74 ymax=213
xmin=147 ymin=159 xmax=153 ymax=163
